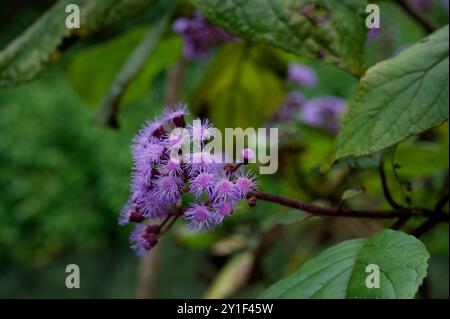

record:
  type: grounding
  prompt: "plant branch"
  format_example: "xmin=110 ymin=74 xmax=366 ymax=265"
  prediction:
xmin=379 ymin=160 xmax=403 ymax=209
xmin=410 ymin=193 xmax=450 ymax=237
xmin=435 ymin=193 xmax=449 ymax=212
xmin=390 ymin=216 xmax=411 ymax=230
xmin=410 ymin=218 xmax=440 ymax=237
xmin=248 ymin=190 xmax=449 ymax=222
xmin=92 ymin=12 xmax=171 ymax=128
xmin=395 ymin=0 xmax=438 ymax=33
xmin=379 ymin=159 xmax=411 ymax=230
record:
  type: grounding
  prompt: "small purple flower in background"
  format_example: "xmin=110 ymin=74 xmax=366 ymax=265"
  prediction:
xmin=300 ymin=96 xmax=347 ymax=132
xmin=367 ymin=28 xmax=380 ymax=43
xmin=172 ymin=11 xmax=236 ymax=60
xmin=120 ymin=103 xmax=258 ymax=256
xmin=273 ymin=64 xmax=348 ymax=132
xmin=443 ymin=0 xmax=449 ymax=11
xmin=269 ymin=92 xmax=305 ymax=123
xmin=288 ymin=63 xmax=318 ymax=87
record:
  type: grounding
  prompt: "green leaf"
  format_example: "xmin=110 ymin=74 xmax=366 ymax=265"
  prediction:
xmin=67 ymin=28 xmax=181 ymax=107
xmin=259 ymin=229 xmax=429 ymax=299
xmin=323 ymin=26 xmax=449 ymax=172
xmin=191 ymin=0 xmax=368 ymax=76
xmin=203 ymin=251 xmax=255 ymax=299
xmin=341 ymin=188 xmax=365 ymax=202
xmin=191 ymin=42 xmax=285 ymax=130
xmin=0 ymin=0 xmax=155 ymax=86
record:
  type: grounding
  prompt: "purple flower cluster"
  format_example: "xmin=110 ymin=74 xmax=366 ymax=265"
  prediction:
xmin=288 ymin=63 xmax=318 ymax=87
xmin=272 ymin=92 xmax=347 ymax=132
xmin=300 ymin=96 xmax=347 ymax=132
xmin=272 ymin=62 xmax=347 ymax=132
xmin=173 ymin=11 xmax=235 ymax=60
xmin=269 ymin=92 xmax=305 ymax=123
xmin=120 ymin=103 xmax=258 ymax=256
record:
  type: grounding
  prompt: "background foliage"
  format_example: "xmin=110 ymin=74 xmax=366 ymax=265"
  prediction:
xmin=0 ymin=0 xmax=448 ymax=298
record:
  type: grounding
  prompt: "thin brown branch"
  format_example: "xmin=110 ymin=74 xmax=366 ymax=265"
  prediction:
xmin=395 ymin=0 xmax=438 ymax=33
xmin=410 ymin=218 xmax=441 ymax=237
xmin=435 ymin=193 xmax=449 ymax=212
xmin=380 ymin=160 xmax=411 ymax=229
xmin=410 ymin=193 xmax=450 ymax=237
xmin=390 ymin=216 xmax=411 ymax=230
xmin=379 ymin=161 xmax=403 ymax=209
xmin=248 ymin=190 xmax=449 ymax=222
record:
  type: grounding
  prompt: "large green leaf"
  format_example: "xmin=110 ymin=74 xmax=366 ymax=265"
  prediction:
xmin=0 ymin=0 xmax=155 ymax=86
xmin=191 ymin=42 xmax=284 ymax=130
xmin=259 ymin=229 xmax=429 ymax=298
xmin=191 ymin=0 xmax=368 ymax=76
xmin=323 ymin=26 xmax=449 ymax=172
xmin=67 ymin=28 xmax=181 ymax=107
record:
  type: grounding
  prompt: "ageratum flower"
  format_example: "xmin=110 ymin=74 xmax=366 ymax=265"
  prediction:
xmin=189 ymin=118 xmax=216 ymax=143
xmin=163 ymin=103 xmax=189 ymax=127
xmin=212 ymin=176 xmax=239 ymax=203
xmin=189 ymin=168 xmax=217 ymax=199
xmin=130 ymin=224 xmax=160 ymax=256
xmin=234 ymin=169 xmax=258 ymax=198
xmin=212 ymin=201 xmax=239 ymax=225
xmin=120 ymin=103 xmax=258 ymax=255
xmin=184 ymin=204 xmax=215 ymax=231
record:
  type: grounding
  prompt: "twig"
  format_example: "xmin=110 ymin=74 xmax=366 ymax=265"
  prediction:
xmin=410 ymin=193 xmax=450 ymax=237
xmin=93 ymin=12 xmax=171 ymax=128
xmin=395 ymin=0 xmax=438 ymax=33
xmin=379 ymin=160 xmax=411 ymax=229
xmin=379 ymin=161 xmax=403 ymax=209
xmin=248 ymin=190 xmax=449 ymax=222
xmin=164 ymin=58 xmax=186 ymax=105
xmin=435 ymin=193 xmax=449 ymax=212
xmin=410 ymin=218 xmax=440 ymax=237
xmin=136 ymin=243 xmax=161 ymax=299
xmin=390 ymin=216 xmax=411 ymax=230
xmin=160 ymin=212 xmax=182 ymax=236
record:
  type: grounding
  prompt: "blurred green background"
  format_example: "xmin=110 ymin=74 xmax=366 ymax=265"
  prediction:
xmin=0 ymin=0 xmax=448 ymax=298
